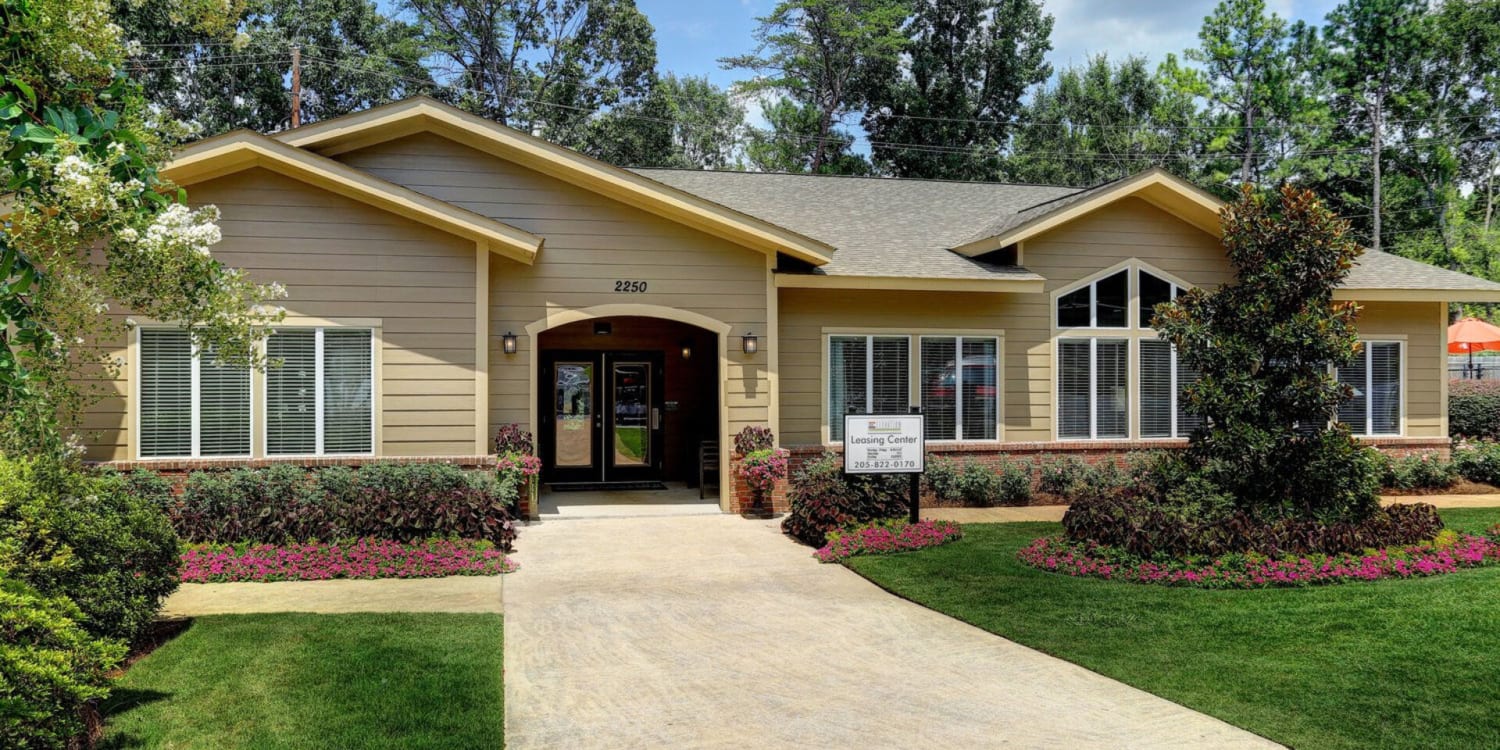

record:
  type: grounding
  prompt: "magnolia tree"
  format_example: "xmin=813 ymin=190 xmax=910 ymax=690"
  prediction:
xmin=1153 ymin=185 xmax=1381 ymax=523
xmin=1 ymin=0 xmax=284 ymax=455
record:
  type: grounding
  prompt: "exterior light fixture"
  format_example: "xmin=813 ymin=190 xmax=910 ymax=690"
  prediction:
xmin=501 ymin=331 xmax=517 ymax=355
xmin=680 ymin=340 xmax=693 ymax=360
xmin=742 ymin=331 xmax=759 ymax=355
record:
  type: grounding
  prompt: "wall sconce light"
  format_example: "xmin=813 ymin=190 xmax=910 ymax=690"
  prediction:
xmin=741 ymin=331 xmax=759 ymax=355
xmin=680 ymin=339 xmax=693 ymax=360
xmin=501 ymin=331 xmax=517 ymax=355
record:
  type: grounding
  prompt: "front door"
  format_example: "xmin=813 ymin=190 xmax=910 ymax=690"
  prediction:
xmin=540 ymin=350 xmax=665 ymax=484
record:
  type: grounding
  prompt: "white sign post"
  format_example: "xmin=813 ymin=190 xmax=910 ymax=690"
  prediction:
xmin=843 ymin=413 xmax=925 ymax=522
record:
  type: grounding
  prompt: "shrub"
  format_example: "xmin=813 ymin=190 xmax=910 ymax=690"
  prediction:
xmin=733 ymin=425 xmax=775 ymax=456
xmin=814 ymin=519 xmax=964 ymax=562
xmin=1379 ymin=453 xmax=1460 ymax=491
xmin=129 ymin=463 xmax=518 ymax=551
xmin=996 ymin=460 xmax=1033 ymax=506
xmin=1038 ymin=456 xmax=1088 ymax=496
xmin=781 ymin=452 xmax=908 ymax=546
xmin=1062 ymin=491 xmax=1443 ymax=558
xmin=0 ymin=577 xmax=125 ymax=750
xmin=493 ymin=423 xmax=535 ymax=455
xmin=922 ymin=454 xmax=961 ymax=501
xmin=1454 ymin=441 xmax=1500 ymax=486
xmin=956 ymin=461 xmax=1002 ymax=506
xmin=0 ymin=458 xmax=180 ymax=644
xmin=1449 ymin=379 xmax=1500 ymax=440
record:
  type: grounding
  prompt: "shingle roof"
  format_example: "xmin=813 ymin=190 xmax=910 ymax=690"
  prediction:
xmin=635 ymin=169 xmax=1075 ymax=280
xmin=955 ymin=173 xmax=1132 ymax=248
xmin=1345 ymin=250 xmax=1500 ymax=294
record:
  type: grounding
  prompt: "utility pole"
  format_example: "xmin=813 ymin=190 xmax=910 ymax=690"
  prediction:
xmin=290 ymin=45 xmax=302 ymax=128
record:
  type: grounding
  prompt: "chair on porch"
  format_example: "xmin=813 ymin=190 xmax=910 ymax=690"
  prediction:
xmin=698 ymin=440 xmax=720 ymax=499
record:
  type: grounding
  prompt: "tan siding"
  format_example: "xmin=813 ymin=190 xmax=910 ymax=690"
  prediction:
xmin=1351 ymin=301 xmax=1445 ymax=437
xmin=80 ymin=167 xmax=479 ymax=461
xmin=333 ymin=133 xmax=770 ymax=461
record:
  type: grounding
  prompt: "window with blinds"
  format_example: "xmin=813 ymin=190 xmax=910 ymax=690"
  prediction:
xmin=919 ymin=336 xmax=998 ymax=441
xmin=1140 ymin=339 xmax=1202 ymax=438
xmin=828 ymin=335 xmax=909 ymax=441
xmin=267 ymin=328 xmax=375 ymax=455
xmin=1058 ymin=337 xmax=1127 ymax=439
xmin=1337 ymin=341 xmax=1402 ymax=436
xmin=138 ymin=329 xmax=250 ymax=458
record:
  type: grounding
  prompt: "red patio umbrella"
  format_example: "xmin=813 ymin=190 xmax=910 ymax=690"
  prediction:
xmin=1448 ymin=317 xmax=1500 ymax=377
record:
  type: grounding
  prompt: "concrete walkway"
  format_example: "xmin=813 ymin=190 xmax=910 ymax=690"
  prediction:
xmin=503 ymin=515 xmax=1277 ymax=749
xmin=923 ymin=493 xmax=1500 ymax=525
xmin=161 ymin=575 xmax=503 ymax=616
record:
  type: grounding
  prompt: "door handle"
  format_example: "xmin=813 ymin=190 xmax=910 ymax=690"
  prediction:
xmin=651 ymin=407 xmax=661 ymax=430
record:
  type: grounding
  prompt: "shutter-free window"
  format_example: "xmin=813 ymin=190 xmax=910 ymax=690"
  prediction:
xmin=138 ymin=329 xmax=249 ymax=458
xmin=1338 ymin=341 xmax=1401 ymax=436
xmin=139 ymin=329 xmax=192 ymax=458
xmin=1140 ymin=339 xmax=1202 ymax=438
xmin=1058 ymin=339 xmax=1092 ymax=439
xmin=920 ymin=338 xmax=957 ymax=440
xmin=828 ymin=335 xmax=910 ymax=441
xmin=1096 ymin=339 xmax=1128 ymax=437
xmin=1058 ymin=337 xmax=1127 ymax=439
xmin=1056 ymin=270 xmax=1130 ymax=329
xmin=266 ymin=328 xmax=374 ymax=455
xmin=323 ymin=329 xmax=374 ymax=454
xmin=1139 ymin=271 xmax=1179 ymax=329
xmin=919 ymin=337 xmax=999 ymax=441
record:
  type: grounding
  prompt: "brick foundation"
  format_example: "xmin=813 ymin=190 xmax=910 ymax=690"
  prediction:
xmin=728 ymin=436 xmax=1455 ymax=512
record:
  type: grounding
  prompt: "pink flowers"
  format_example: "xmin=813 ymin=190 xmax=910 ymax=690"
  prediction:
xmin=815 ymin=520 xmax=964 ymax=563
xmin=739 ymin=448 xmax=791 ymax=497
xmin=1017 ymin=532 xmax=1500 ymax=588
xmin=180 ymin=538 xmax=519 ymax=583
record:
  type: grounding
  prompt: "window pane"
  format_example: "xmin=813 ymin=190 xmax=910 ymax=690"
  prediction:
xmin=267 ymin=330 xmax=317 ymax=455
xmin=1140 ymin=340 xmax=1173 ymax=438
xmin=1058 ymin=339 xmax=1091 ymax=439
xmin=1139 ymin=272 xmax=1173 ymax=329
xmin=920 ymin=337 xmax=957 ymax=440
xmin=962 ymin=338 xmax=998 ymax=440
xmin=198 ymin=345 xmax=250 ymax=456
xmin=1057 ymin=287 xmax=1091 ymax=328
xmin=1370 ymin=342 xmax=1401 ymax=435
xmin=324 ymin=329 xmax=374 ymax=454
xmin=1095 ymin=271 xmax=1128 ymax=327
xmin=1336 ymin=348 xmax=1368 ymax=435
xmin=871 ymin=337 xmax=909 ymax=416
xmin=139 ymin=329 xmax=192 ymax=458
xmin=1096 ymin=339 xmax=1128 ymax=437
xmin=1177 ymin=354 xmax=1205 ymax=435
xmin=829 ymin=336 xmax=867 ymax=441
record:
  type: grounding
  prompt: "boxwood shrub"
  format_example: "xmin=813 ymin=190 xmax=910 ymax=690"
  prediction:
xmin=782 ymin=452 xmax=909 ymax=547
xmin=1454 ymin=441 xmax=1500 ymax=486
xmin=1449 ymin=378 xmax=1500 ymax=440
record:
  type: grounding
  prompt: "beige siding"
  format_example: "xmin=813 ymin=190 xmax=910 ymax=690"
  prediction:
xmin=1350 ymin=301 xmax=1446 ymax=437
xmin=333 ymin=133 xmax=770 ymax=446
xmin=80 ymin=168 xmax=479 ymax=461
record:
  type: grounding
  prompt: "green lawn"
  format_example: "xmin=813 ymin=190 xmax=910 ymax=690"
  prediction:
xmin=848 ymin=508 xmax=1500 ymax=750
xmin=101 ymin=613 xmax=504 ymax=750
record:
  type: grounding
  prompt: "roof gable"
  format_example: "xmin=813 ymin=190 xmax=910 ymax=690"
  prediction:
xmin=165 ymin=130 xmax=543 ymax=263
xmin=273 ymin=97 xmax=833 ymax=266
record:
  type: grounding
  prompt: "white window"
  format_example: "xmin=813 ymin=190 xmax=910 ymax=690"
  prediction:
xmin=1139 ymin=339 xmax=1203 ymax=438
xmin=828 ymin=335 xmax=910 ymax=441
xmin=1056 ymin=269 xmax=1129 ymax=328
xmin=1337 ymin=341 xmax=1402 ymax=436
xmin=1138 ymin=271 xmax=1183 ymax=329
xmin=267 ymin=328 xmax=375 ymax=455
xmin=1058 ymin=338 xmax=1128 ymax=439
xmin=919 ymin=336 xmax=999 ymax=441
xmin=138 ymin=329 xmax=251 ymax=458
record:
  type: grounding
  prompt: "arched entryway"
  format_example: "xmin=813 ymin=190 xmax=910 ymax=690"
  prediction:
xmin=526 ymin=306 xmax=728 ymax=504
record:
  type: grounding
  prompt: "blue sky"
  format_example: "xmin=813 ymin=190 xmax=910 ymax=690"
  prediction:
xmin=641 ymin=0 xmax=1344 ymax=88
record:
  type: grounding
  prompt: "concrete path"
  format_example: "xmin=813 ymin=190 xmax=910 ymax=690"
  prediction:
xmin=923 ymin=493 xmax=1500 ymax=525
xmin=161 ymin=575 xmax=503 ymax=616
xmin=503 ymin=515 xmax=1277 ymax=749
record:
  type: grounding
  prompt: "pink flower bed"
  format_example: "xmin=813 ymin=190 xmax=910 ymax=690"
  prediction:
xmin=815 ymin=520 xmax=964 ymax=563
xmin=180 ymin=538 xmax=519 ymax=583
xmin=1017 ymin=532 xmax=1500 ymax=588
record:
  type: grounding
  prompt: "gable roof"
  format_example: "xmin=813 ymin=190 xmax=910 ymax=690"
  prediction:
xmin=166 ymin=129 xmax=543 ymax=263
xmin=272 ymin=97 xmax=834 ymax=266
xmin=1339 ymin=250 xmax=1500 ymax=301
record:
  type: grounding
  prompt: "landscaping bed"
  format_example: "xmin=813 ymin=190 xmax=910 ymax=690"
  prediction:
xmin=846 ymin=508 xmax=1500 ymax=750
xmin=180 ymin=539 xmax=518 ymax=583
xmin=100 ymin=613 xmax=505 ymax=749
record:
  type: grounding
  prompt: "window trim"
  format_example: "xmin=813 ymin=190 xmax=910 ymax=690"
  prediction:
xmin=265 ymin=326 xmax=378 ymax=458
xmin=134 ymin=326 xmax=254 ymax=460
xmin=1338 ymin=338 xmax=1406 ymax=437
xmin=918 ymin=334 xmax=1001 ymax=443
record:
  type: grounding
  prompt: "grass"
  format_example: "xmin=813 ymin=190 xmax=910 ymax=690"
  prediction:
xmin=101 ymin=613 xmax=504 ymax=750
xmin=846 ymin=508 xmax=1500 ymax=750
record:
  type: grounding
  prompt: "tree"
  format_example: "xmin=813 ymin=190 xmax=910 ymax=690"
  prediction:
xmin=744 ymin=96 xmax=871 ymax=174
xmin=1153 ymin=186 xmax=1379 ymax=522
xmin=1004 ymin=55 xmax=1205 ymax=187
xmin=1185 ymin=0 xmax=1293 ymax=185
xmin=407 ymin=0 xmax=656 ymax=147
xmin=721 ymin=0 xmax=907 ymax=174
xmin=1 ymin=0 xmax=283 ymax=455
xmin=116 ymin=0 xmax=436 ymax=135
xmin=862 ymin=0 xmax=1052 ymax=180
xmin=584 ymin=73 xmax=746 ymax=169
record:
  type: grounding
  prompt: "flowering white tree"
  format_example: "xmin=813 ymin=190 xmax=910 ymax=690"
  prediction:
xmin=1 ymin=0 xmax=284 ymax=455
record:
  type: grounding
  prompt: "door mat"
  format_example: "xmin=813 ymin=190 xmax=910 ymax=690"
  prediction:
xmin=548 ymin=481 xmax=668 ymax=492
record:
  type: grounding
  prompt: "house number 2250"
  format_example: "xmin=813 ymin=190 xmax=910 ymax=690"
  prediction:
xmin=614 ymin=280 xmax=648 ymax=293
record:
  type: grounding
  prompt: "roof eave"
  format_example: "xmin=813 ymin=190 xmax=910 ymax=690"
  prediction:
xmin=774 ymin=273 xmax=1045 ymax=293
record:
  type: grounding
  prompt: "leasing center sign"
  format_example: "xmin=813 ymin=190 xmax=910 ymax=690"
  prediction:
xmin=843 ymin=415 xmax=925 ymax=474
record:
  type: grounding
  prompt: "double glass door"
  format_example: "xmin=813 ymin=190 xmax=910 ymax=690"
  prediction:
xmin=541 ymin=350 xmax=664 ymax=484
